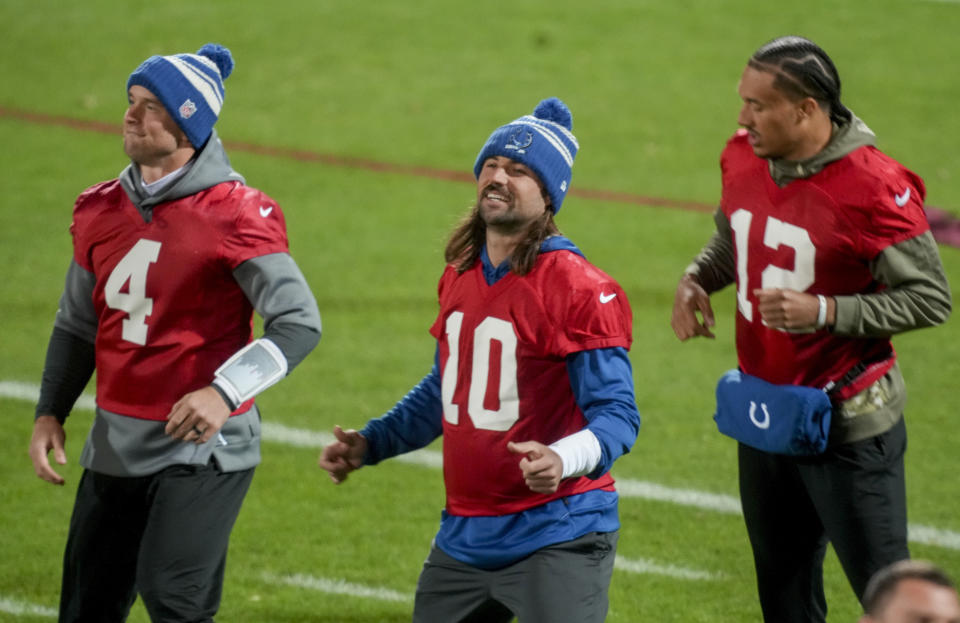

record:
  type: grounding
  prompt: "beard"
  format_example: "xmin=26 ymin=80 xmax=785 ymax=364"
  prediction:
xmin=478 ymin=184 xmax=529 ymax=234
xmin=481 ymin=206 xmax=528 ymax=232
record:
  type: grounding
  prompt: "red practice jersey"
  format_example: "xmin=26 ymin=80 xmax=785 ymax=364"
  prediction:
xmin=720 ymin=130 xmax=929 ymax=392
xmin=430 ymin=249 xmax=633 ymax=516
xmin=71 ymin=180 xmax=289 ymax=420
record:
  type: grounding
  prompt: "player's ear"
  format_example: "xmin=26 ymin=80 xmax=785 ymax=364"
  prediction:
xmin=796 ymin=97 xmax=819 ymax=122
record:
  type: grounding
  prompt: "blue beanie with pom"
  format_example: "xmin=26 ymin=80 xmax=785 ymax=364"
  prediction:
xmin=127 ymin=43 xmax=234 ymax=149
xmin=473 ymin=97 xmax=579 ymax=213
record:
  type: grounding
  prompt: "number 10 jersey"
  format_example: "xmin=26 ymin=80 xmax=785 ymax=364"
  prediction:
xmin=430 ymin=249 xmax=633 ymax=516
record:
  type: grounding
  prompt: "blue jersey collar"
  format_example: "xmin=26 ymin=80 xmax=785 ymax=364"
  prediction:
xmin=480 ymin=235 xmax=584 ymax=285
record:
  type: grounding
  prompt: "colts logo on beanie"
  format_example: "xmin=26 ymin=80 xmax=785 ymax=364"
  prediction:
xmin=473 ymin=97 xmax=579 ymax=213
xmin=127 ymin=43 xmax=234 ymax=149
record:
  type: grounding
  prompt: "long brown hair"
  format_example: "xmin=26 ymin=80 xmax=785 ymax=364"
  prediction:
xmin=444 ymin=206 xmax=561 ymax=276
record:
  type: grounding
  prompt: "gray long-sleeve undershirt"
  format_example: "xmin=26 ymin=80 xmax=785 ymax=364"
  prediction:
xmin=37 ymin=252 xmax=320 ymax=422
xmin=685 ymin=208 xmax=952 ymax=337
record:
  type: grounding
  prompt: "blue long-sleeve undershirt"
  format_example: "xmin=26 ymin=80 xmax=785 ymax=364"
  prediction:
xmin=361 ymin=346 xmax=639 ymax=475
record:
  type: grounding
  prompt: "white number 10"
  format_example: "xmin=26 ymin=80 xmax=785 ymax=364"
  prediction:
xmin=441 ymin=311 xmax=520 ymax=431
xmin=103 ymin=239 xmax=161 ymax=345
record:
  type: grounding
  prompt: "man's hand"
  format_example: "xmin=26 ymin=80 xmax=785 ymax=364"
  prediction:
xmin=164 ymin=385 xmax=231 ymax=444
xmin=671 ymin=274 xmax=716 ymax=340
xmin=508 ymin=441 xmax=564 ymax=494
xmin=318 ymin=425 xmax=367 ymax=484
xmin=754 ymin=288 xmax=831 ymax=331
xmin=30 ymin=415 xmax=67 ymax=485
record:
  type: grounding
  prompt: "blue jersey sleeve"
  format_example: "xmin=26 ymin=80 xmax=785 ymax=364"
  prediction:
xmin=566 ymin=346 xmax=640 ymax=477
xmin=360 ymin=349 xmax=444 ymax=465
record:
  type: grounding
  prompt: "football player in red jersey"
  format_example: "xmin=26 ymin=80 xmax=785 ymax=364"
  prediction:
xmin=319 ymin=97 xmax=640 ymax=623
xmin=29 ymin=44 xmax=321 ymax=622
xmin=671 ymin=36 xmax=951 ymax=621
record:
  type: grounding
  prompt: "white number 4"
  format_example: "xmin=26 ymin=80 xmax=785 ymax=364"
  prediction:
xmin=103 ymin=239 xmax=161 ymax=345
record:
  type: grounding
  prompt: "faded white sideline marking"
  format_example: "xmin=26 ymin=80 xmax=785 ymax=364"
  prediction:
xmin=909 ymin=524 xmax=960 ymax=550
xmin=615 ymin=556 xmax=721 ymax=580
xmin=258 ymin=422 xmax=443 ymax=468
xmin=0 ymin=556 xmax=717 ymax=621
xmin=615 ymin=479 xmax=742 ymax=514
xmin=6 ymin=381 xmax=960 ymax=551
xmin=0 ymin=381 xmax=96 ymax=411
xmin=261 ymin=572 xmax=412 ymax=602
xmin=0 ymin=596 xmax=56 ymax=618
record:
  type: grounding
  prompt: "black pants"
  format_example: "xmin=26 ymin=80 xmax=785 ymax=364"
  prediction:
xmin=738 ymin=417 xmax=909 ymax=622
xmin=59 ymin=463 xmax=254 ymax=623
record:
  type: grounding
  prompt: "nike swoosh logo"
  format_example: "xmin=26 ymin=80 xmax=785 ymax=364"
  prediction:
xmin=894 ymin=187 xmax=911 ymax=207
xmin=259 ymin=206 xmax=274 ymax=217
xmin=599 ymin=292 xmax=617 ymax=304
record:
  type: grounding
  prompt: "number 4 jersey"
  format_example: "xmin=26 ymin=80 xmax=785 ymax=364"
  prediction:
xmin=720 ymin=129 xmax=930 ymax=391
xmin=70 ymin=178 xmax=289 ymax=421
xmin=430 ymin=245 xmax=633 ymax=516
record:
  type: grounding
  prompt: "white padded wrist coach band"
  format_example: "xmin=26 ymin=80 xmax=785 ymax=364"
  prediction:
xmin=549 ymin=429 xmax=602 ymax=479
xmin=815 ymin=294 xmax=828 ymax=329
xmin=212 ymin=338 xmax=287 ymax=406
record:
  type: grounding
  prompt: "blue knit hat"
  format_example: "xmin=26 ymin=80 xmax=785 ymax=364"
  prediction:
xmin=473 ymin=97 xmax=579 ymax=213
xmin=127 ymin=43 xmax=234 ymax=149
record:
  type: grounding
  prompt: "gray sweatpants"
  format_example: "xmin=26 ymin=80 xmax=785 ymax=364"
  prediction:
xmin=413 ymin=530 xmax=619 ymax=623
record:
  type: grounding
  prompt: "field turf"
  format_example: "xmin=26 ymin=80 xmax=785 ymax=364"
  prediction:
xmin=1 ymin=1 xmax=958 ymax=621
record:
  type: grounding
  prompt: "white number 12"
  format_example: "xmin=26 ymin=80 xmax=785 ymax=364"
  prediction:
xmin=729 ymin=209 xmax=815 ymax=322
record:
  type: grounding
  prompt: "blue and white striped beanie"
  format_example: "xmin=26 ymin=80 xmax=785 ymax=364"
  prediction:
xmin=473 ymin=97 xmax=579 ymax=213
xmin=126 ymin=43 xmax=234 ymax=149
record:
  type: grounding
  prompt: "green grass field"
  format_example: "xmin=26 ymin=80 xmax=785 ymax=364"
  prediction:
xmin=1 ymin=1 xmax=958 ymax=621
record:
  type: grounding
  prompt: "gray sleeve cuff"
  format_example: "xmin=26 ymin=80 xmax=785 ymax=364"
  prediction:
xmin=233 ymin=253 xmax=322 ymax=371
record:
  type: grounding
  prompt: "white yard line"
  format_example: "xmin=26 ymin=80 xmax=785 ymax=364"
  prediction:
xmin=0 ymin=554 xmax=718 ymax=622
xmin=909 ymin=524 xmax=960 ymax=550
xmin=0 ymin=596 xmax=56 ymax=618
xmin=615 ymin=556 xmax=721 ymax=580
xmin=0 ymin=556 xmax=720 ymax=621
xmin=260 ymin=572 xmax=413 ymax=602
xmin=6 ymin=381 xmax=960 ymax=550
xmin=615 ymin=479 xmax=742 ymax=514
xmin=0 ymin=381 xmax=96 ymax=411
xmin=260 ymin=551 xmax=721 ymax=603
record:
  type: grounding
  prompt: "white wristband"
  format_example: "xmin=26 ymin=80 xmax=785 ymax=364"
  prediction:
xmin=815 ymin=294 xmax=828 ymax=329
xmin=212 ymin=338 xmax=288 ymax=406
xmin=549 ymin=429 xmax=602 ymax=479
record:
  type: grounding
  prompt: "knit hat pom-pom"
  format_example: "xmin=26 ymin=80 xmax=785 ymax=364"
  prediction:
xmin=197 ymin=43 xmax=234 ymax=79
xmin=533 ymin=97 xmax=572 ymax=130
